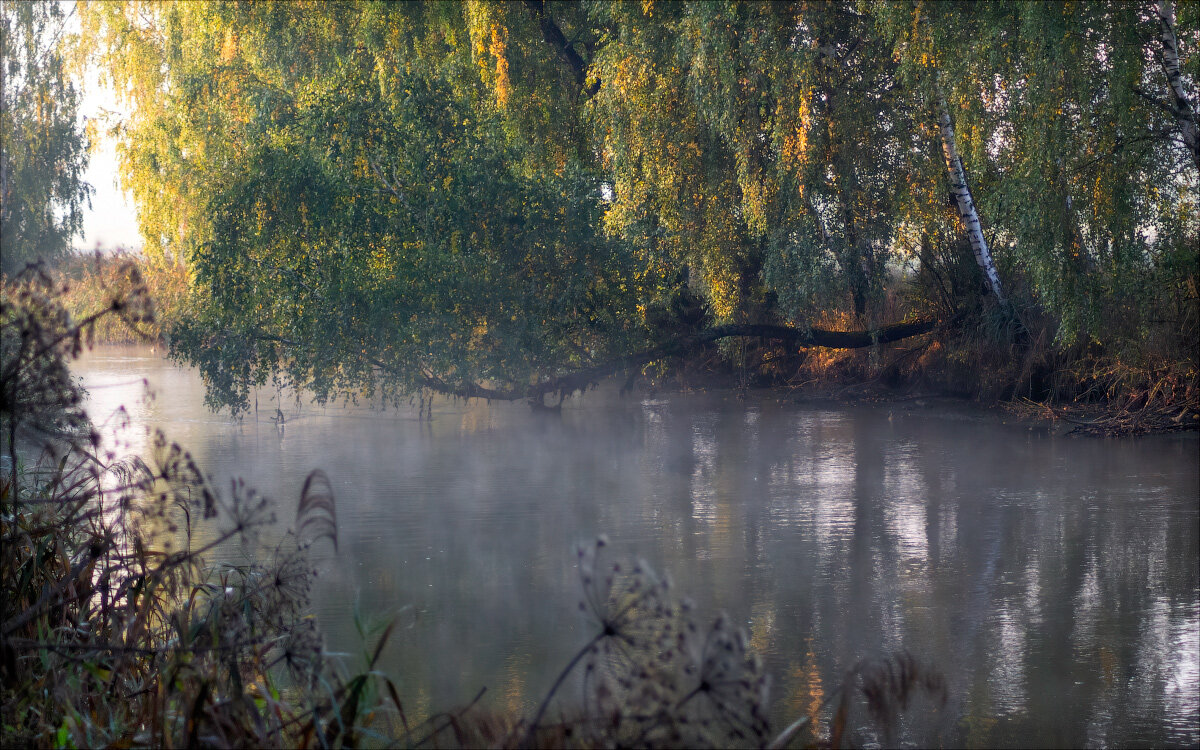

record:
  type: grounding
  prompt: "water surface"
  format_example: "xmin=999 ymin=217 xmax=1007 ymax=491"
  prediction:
xmin=75 ymin=346 xmax=1199 ymax=748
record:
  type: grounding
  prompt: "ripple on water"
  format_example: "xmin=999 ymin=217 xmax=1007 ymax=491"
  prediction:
xmin=70 ymin=347 xmax=1200 ymax=747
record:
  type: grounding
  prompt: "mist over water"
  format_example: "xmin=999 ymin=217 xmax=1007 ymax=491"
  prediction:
xmin=76 ymin=346 xmax=1199 ymax=748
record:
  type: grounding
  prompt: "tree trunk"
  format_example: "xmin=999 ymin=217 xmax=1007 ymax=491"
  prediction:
xmin=258 ymin=315 xmax=951 ymax=406
xmin=1155 ymin=0 xmax=1200 ymax=170
xmin=936 ymin=86 xmax=1007 ymax=305
xmin=839 ymin=183 xmax=868 ymax=320
xmin=523 ymin=0 xmax=600 ymax=98
xmin=825 ymin=79 xmax=870 ymax=321
xmin=1056 ymin=159 xmax=1096 ymax=275
xmin=418 ymin=317 xmax=945 ymax=402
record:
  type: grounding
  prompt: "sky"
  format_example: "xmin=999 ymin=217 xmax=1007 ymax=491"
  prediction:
xmin=76 ymin=38 xmax=141 ymax=251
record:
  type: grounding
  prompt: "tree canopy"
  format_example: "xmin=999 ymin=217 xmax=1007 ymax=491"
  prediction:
xmin=1 ymin=0 xmax=91 ymax=275
xmin=78 ymin=0 xmax=1198 ymax=411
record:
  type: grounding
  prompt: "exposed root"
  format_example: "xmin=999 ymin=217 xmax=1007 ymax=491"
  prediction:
xmin=1014 ymin=386 xmax=1200 ymax=437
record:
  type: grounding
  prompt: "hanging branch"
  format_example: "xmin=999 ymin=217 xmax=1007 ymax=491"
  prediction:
xmin=523 ymin=0 xmax=600 ymax=98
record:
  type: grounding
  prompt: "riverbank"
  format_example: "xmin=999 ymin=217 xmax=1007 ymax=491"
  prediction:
xmin=643 ymin=344 xmax=1199 ymax=438
xmin=23 ymin=251 xmax=1200 ymax=437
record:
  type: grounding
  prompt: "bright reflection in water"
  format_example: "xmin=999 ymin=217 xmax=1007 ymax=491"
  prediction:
xmin=74 ymin=347 xmax=1200 ymax=748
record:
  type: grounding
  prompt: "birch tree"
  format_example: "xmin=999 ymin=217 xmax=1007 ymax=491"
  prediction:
xmin=879 ymin=0 xmax=1196 ymax=341
xmin=935 ymin=85 xmax=1006 ymax=305
xmin=1153 ymin=0 xmax=1199 ymax=169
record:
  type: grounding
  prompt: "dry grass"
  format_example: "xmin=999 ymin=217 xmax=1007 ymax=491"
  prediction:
xmin=40 ymin=251 xmax=189 ymax=345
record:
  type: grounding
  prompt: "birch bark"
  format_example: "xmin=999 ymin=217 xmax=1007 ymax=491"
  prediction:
xmin=1156 ymin=0 xmax=1199 ymax=170
xmin=936 ymin=87 xmax=1006 ymax=304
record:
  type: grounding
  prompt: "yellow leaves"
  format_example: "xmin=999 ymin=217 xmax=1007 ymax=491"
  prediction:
xmin=353 ymin=154 xmax=371 ymax=179
xmin=219 ymin=27 xmax=239 ymax=63
xmin=740 ymin=176 xmax=771 ymax=237
xmin=490 ymin=25 xmax=510 ymax=109
xmin=703 ymin=262 xmax=739 ymax=321
xmin=780 ymin=94 xmax=811 ymax=169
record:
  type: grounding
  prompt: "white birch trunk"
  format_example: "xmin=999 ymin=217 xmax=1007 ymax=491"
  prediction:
xmin=936 ymin=87 xmax=1006 ymax=304
xmin=1156 ymin=0 xmax=1200 ymax=169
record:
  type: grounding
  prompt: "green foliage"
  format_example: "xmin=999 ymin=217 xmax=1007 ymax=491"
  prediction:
xmin=590 ymin=2 xmax=917 ymax=324
xmin=80 ymin=1 xmax=1198 ymax=410
xmin=82 ymin=2 xmax=653 ymax=414
xmin=0 ymin=1 xmax=91 ymax=275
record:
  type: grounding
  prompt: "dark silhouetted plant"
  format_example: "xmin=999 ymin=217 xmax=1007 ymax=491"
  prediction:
xmin=0 ymin=266 xmax=384 ymax=748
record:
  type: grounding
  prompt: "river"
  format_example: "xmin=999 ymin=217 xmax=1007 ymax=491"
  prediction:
xmin=74 ymin=345 xmax=1199 ymax=748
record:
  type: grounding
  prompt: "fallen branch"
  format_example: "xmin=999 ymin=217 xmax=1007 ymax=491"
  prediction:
xmin=1012 ymin=395 xmax=1199 ymax=437
xmin=439 ymin=317 xmax=943 ymax=402
xmin=256 ymin=316 xmax=946 ymax=406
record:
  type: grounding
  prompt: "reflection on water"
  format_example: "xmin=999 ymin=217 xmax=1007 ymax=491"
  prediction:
xmin=75 ymin=346 xmax=1200 ymax=747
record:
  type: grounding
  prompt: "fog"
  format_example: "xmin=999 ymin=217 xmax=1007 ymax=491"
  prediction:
xmin=77 ymin=346 xmax=1199 ymax=747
